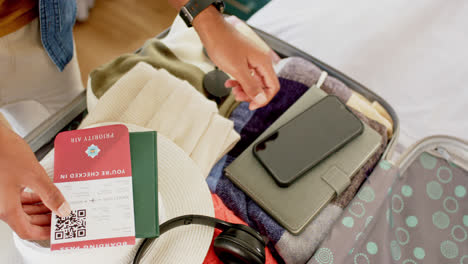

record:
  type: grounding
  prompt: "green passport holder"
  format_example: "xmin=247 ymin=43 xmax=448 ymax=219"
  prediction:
xmin=130 ymin=131 xmax=159 ymax=238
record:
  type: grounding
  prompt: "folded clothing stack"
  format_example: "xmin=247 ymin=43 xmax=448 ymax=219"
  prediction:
xmin=81 ymin=62 xmax=240 ymax=177
xmin=207 ymin=57 xmax=390 ymax=263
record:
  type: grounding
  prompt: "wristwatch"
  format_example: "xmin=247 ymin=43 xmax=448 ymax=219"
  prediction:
xmin=179 ymin=0 xmax=225 ymax=27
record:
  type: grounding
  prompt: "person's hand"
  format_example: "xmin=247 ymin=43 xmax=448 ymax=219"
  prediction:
xmin=193 ymin=6 xmax=280 ymax=110
xmin=0 ymin=125 xmax=71 ymax=240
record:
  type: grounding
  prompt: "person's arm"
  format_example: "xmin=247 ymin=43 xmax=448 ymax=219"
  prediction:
xmin=168 ymin=0 xmax=280 ymax=110
xmin=0 ymin=123 xmax=71 ymax=240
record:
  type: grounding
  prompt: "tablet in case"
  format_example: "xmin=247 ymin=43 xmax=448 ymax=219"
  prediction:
xmin=225 ymin=87 xmax=382 ymax=234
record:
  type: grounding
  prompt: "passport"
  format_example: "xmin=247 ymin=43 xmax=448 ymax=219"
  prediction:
xmin=130 ymin=131 xmax=159 ymax=238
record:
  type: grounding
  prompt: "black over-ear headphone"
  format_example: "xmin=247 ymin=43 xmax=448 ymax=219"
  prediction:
xmin=133 ymin=215 xmax=266 ymax=264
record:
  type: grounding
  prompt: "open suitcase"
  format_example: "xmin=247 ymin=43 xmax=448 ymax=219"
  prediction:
xmin=310 ymin=136 xmax=467 ymax=264
xmin=25 ymin=19 xmax=467 ymax=264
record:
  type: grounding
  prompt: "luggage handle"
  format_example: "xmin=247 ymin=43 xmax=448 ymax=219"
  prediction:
xmin=395 ymin=135 xmax=468 ymax=173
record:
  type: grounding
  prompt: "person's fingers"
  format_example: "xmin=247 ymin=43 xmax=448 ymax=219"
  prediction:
xmin=252 ymin=57 xmax=280 ymax=101
xmin=235 ymin=93 xmax=250 ymax=102
xmin=247 ymin=67 xmax=271 ymax=110
xmin=232 ymin=86 xmax=251 ymax=102
xmin=232 ymin=81 xmax=263 ymax=110
xmin=231 ymin=86 xmax=240 ymax=98
xmin=4 ymin=205 xmax=50 ymax=240
xmin=20 ymin=191 xmax=42 ymax=205
xmin=28 ymin=214 xmax=52 ymax=227
xmin=9 ymin=219 xmax=50 ymax=240
xmin=23 ymin=203 xmax=51 ymax=215
xmin=236 ymin=67 xmax=267 ymax=107
xmin=225 ymin=80 xmax=253 ymax=102
xmin=225 ymin=70 xmax=268 ymax=109
xmin=28 ymin=169 xmax=71 ymax=218
xmin=249 ymin=101 xmax=262 ymax=111
xmin=224 ymin=79 xmax=239 ymax=88
xmin=35 ymin=226 xmax=51 ymax=240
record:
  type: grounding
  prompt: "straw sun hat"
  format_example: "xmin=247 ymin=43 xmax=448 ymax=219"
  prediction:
xmin=14 ymin=122 xmax=215 ymax=264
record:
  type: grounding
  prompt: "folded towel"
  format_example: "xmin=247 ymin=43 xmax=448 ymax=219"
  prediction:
xmin=276 ymin=57 xmax=393 ymax=138
xmin=207 ymin=66 xmax=388 ymax=263
xmin=81 ymin=62 xmax=240 ymax=177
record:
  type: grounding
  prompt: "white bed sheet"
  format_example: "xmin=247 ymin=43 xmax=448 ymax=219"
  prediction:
xmin=249 ymin=0 xmax=468 ymax=148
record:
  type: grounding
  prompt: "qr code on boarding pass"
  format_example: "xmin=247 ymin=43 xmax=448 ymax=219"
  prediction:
xmin=54 ymin=209 xmax=87 ymax=240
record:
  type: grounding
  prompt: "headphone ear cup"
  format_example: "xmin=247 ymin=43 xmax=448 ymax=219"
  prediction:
xmin=213 ymin=227 xmax=265 ymax=264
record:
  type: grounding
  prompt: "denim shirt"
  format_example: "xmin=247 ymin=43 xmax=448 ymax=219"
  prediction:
xmin=39 ymin=0 xmax=77 ymax=71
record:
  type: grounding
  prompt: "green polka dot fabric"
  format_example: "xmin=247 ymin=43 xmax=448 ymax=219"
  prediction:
xmin=311 ymin=152 xmax=468 ymax=264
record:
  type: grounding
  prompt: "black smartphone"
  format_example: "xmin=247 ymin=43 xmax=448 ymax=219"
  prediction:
xmin=253 ymin=95 xmax=363 ymax=187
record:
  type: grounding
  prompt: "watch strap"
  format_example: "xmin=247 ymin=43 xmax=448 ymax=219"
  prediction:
xmin=180 ymin=0 xmax=222 ymax=27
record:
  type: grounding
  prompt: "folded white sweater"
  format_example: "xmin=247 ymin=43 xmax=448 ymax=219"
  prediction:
xmin=80 ymin=62 xmax=240 ymax=176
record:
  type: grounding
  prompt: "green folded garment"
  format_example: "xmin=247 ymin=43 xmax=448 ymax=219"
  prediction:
xmin=130 ymin=131 xmax=159 ymax=238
